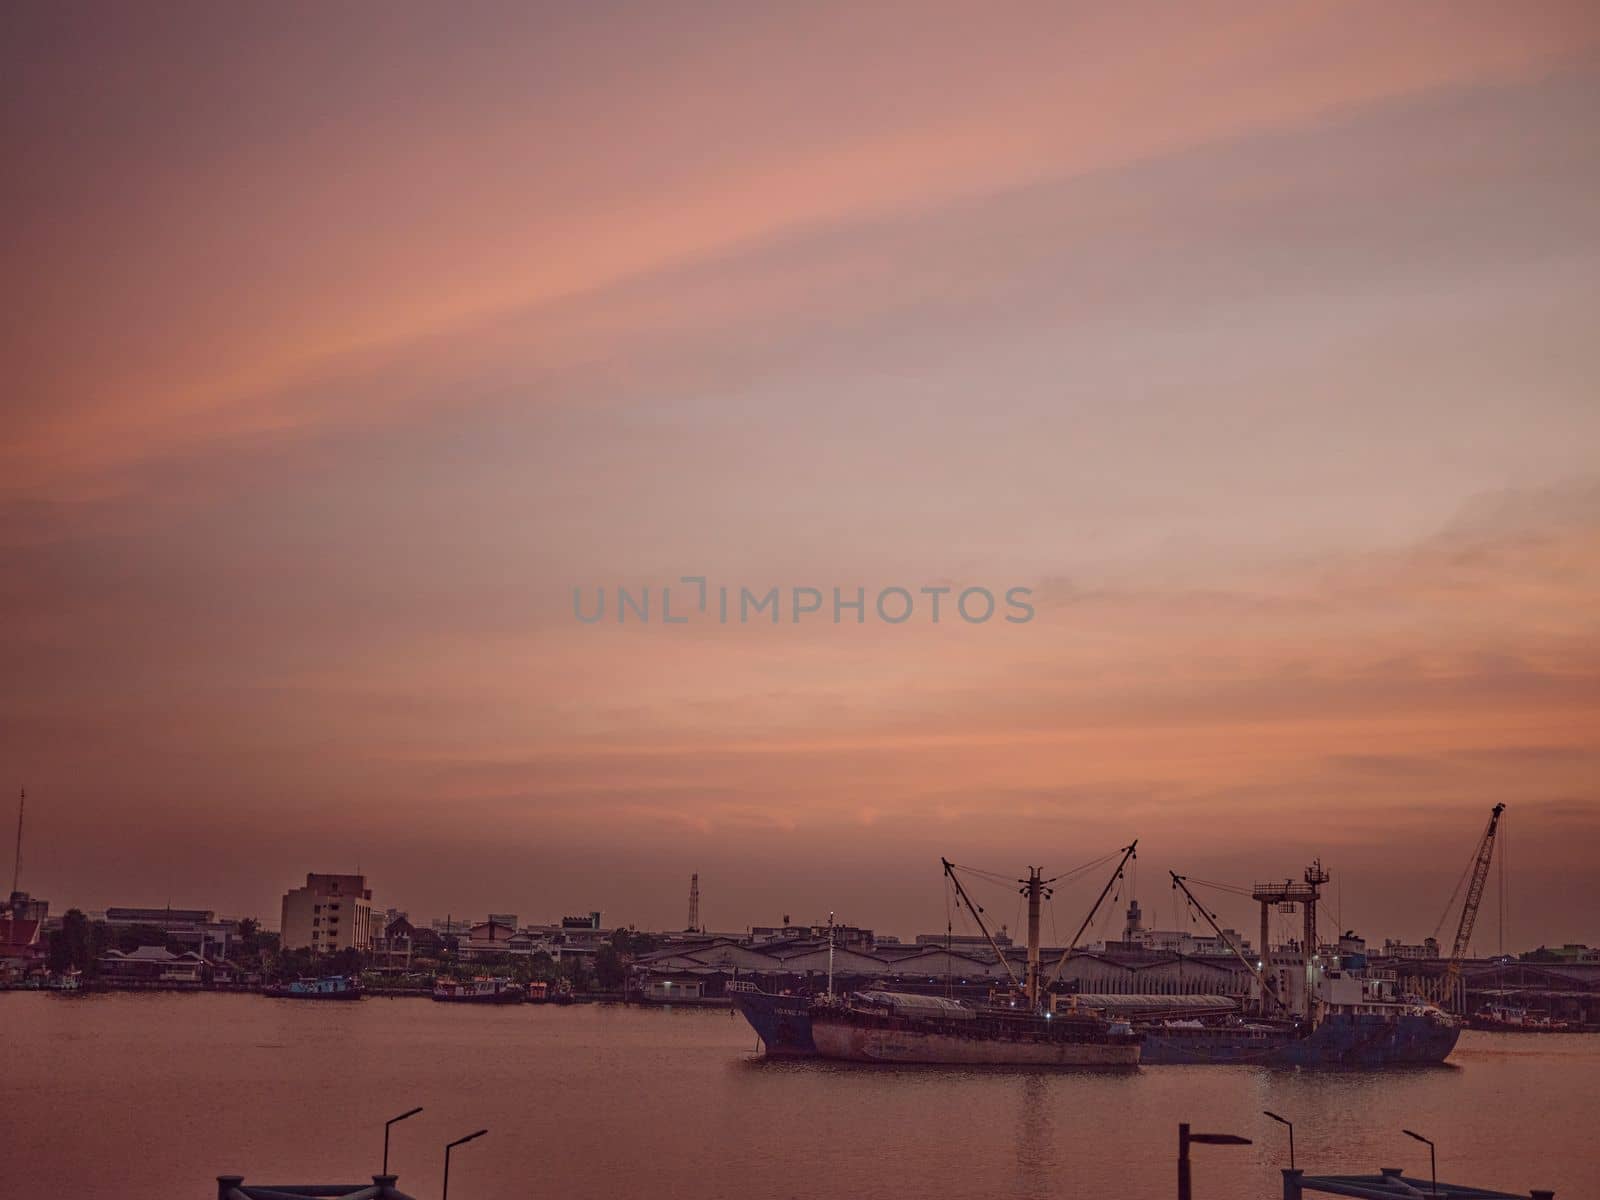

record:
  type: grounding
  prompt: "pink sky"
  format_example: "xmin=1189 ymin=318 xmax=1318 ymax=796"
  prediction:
xmin=3 ymin=3 xmax=1597 ymax=946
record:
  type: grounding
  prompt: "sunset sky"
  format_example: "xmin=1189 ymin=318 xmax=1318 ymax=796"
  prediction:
xmin=4 ymin=3 xmax=1597 ymax=948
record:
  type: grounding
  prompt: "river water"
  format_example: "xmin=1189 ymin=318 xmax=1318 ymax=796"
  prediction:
xmin=1 ymin=992 xmax=1593 ymax=1198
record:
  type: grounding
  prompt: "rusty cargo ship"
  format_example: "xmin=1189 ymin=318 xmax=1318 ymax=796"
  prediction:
xmin=735 ymin=851 xmax=1142 ymax=1067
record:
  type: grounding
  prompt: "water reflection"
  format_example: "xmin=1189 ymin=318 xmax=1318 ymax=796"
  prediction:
xmin=0 ymin=996 xmax=1590 ymax=1200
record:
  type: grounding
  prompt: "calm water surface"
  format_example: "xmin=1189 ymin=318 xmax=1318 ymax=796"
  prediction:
xmin=2 ymin=992 xmax=1594 ymax=1198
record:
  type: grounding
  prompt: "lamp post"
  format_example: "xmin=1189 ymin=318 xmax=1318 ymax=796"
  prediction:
xmin=1263 ymin=1111 xmax=1294 ymax=1170
xmin=1403 ymin=1129 xmax=1438 ymax=1196
xmin=1178 ymin=1122 xmax=1251 ymax=1200
xmin=382 ymin=1106 xmax=422 ymax=1176
xmin=443 ymin=1129 xmax=488 ymax=1200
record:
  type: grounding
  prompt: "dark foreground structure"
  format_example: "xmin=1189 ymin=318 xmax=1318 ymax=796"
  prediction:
xmin=217 ymin=1176 xmax=416 ymax=1200
xmin=1284 ymin=1166 xmax=1554 ymax=1198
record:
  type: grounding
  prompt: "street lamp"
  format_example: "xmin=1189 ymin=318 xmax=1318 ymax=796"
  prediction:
xmin=1403 ymin=1129 xmax=1438 ymax=1196
xmin=442 ymin=1129 xmax=488 ymax=1200
xmin=1178 ymin=1122 xmax=1252 ymax=1200
xmin=382 ymin=1106 xmax=423 ymax=1176
xmin=1263 ymin=1111 xmax=1294 ymax=1170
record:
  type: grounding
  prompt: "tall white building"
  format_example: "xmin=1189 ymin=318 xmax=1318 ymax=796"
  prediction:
xmin=280 ymin=873 xmax=377 ymax=953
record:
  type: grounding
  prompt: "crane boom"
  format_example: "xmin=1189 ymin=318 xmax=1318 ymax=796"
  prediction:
xmin=1045 ymin=841 xmax=1137 ymax=991
xmin=942 ymin=858 xmax=1022 ymax=990
xmin=1171 ymin=872 xmax=1287 ymax=1014
xmin=1442 ymin=804 xmax=1505 ymax=1003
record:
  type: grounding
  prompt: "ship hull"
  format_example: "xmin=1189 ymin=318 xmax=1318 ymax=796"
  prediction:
xmin=732 ymin=991 xmax=819 ymax=1057
xmin=810 ymin=1017 xmax=1139 ymax=1066
xmin=263 ymin=982 xmax=364 ymax=1000
xmin=1140 ymin=1013 xmax=1459 ymax=1066
xmin=734 ymin=992 xmax=1459 ymax=1067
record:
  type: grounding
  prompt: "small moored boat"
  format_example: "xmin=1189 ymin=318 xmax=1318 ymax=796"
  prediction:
xmin=264 ymin=975 xmax=364 ymax=1000
xmin=432 ymin=977 xmax=526 ymax=1004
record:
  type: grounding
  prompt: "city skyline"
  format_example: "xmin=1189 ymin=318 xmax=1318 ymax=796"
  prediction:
xmin=7 ymin=820 xmax=1561 ymax=957
xmin=4 ymin=5 xmax=1598 ymax=949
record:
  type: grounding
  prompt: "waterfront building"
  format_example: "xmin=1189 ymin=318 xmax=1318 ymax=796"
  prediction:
xmin=519 ymin=912 xmax=611 ymax=957
xmin=1522 ymin=943 xmax=1599 ymax=963
xmin=373 ymin=915 xmax=415 ymax=968
xmin=1375 ymin=954 xmax=1600 ymax=1025
xmin=1087 ymin=900 xmax=1252 ymax=957
xmin=915 ymin=930 xmax=1014 ymax=949
xmin=97 ymin=945 xmax=207 ymax=985
xmin=641 ymin=974 xmax=707 ymax=1001
xmin=1381 ymin=936 xmax=1441 ymax=959
xmin=7 ymin=889 xmax=49 ymax=921
xmin=408 ymin=927 xmax=447 ymax=957
xmin=0 ymin=908 xmax=44 ymax=983
xmin=751 ymin=921 xmax=876 ymax=948
xmin=631 ymin=934 xmax=1255 ymax=1002
xmin=877 ymin=945 xmax=1007 ymax=979
xmin=279 ymin=874 xmax=377 ymax=953
xmin=101 ymin=906 xmax=242 ymax=958
xmin=457 ymin=919 xmax=558 ymax=962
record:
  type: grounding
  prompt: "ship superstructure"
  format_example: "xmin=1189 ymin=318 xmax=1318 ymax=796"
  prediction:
xmin=1131 ymin=865 xmax=1460 ymax=1065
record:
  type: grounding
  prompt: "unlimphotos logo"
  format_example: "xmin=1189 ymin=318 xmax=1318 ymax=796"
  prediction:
xmin=574 ymin=577 xmax=1034 ymax=625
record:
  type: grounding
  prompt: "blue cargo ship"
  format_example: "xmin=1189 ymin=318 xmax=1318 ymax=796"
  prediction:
xmin=1136 ymin=1008 xmax=1458 ymax=1066
xmin=263 ymin=975 xmax=364 ymax=1000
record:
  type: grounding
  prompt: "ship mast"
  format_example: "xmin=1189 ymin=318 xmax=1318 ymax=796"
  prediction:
xmin=825 ymin=911 xmax=836 ymax=999
xmin=1022 ymin=867 xmax=1048 ymax=1009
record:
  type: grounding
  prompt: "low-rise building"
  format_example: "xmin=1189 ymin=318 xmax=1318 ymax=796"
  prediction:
xmin=0 ymin=909 xmax=43 ymax=983
xmin=457 ymin=920 xmax=558 ymax=962
xmin=373 ymin=916 xmax=415 ymax=968
xmin=101 ymin=906 xmax=242 ymax=958
xmin=1521 ymin=943 xmax=1600 ymax=963
xmin=915 ymin=930 xmax=1013 ymax=949
xmin=97 ymin=945 xmax=207 ymax=985
xmin=1380 ymin=937 xmax=1441 ymax=960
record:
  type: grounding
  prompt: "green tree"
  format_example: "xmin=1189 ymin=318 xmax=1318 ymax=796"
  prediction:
xmin=326 ymin=947 xmax=369 ymax=977
xmin=610 ymin=927 xmax=659 ymax=958
xmin=237 ymin=917 xmax=263 ymax=958
xmin=48 ymin=908 xmax=94 ymax=974
xmin=560 ymin=955 xmax=591 ymax=991
xmin=594 ymin=944 xmax=626 ymax=990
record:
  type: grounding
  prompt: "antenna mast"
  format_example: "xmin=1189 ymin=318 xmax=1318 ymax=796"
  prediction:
xmin=687 ymin=873 xmax=700 ymax=932
xmin=10 ymin=788 xmax=22 ymax=898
